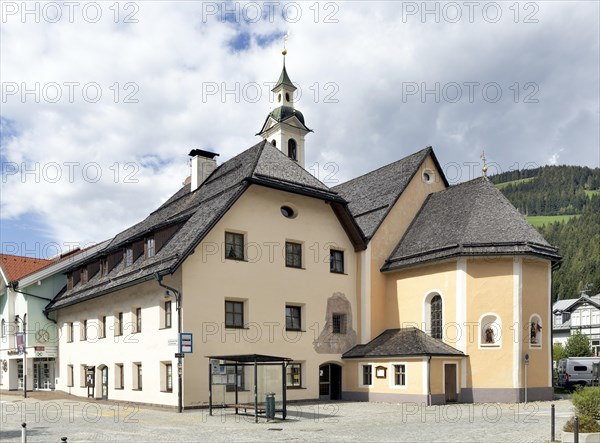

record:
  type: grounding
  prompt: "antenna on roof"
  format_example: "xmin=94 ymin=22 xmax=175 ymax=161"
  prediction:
xmin=480 ymin=151 xmax=488 ymax=177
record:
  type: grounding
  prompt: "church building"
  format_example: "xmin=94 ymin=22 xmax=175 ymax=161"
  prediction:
xmin=41 ymin=51 xmax=561 ymax=407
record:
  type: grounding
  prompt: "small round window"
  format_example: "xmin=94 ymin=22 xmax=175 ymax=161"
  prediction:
xmin=280 ymin=206 xmax=295 ymax=218
xmin=423 ymin=169 xmax=434 ymax=184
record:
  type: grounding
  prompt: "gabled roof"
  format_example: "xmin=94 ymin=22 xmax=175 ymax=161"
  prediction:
xmin=0 ymin=254 xmax=54 ymax=284
xmin=381 ymin=177 xmax=562 ymax=271
xmin=332 ymin=147 xmax=447 ymax=239
xmin=342 ymin=327 xmax=465 ymax=359
xmin=553 ymin=295 xmax=600 ymax=314
xmin=46 ymin=141 xmax=365 ymax=312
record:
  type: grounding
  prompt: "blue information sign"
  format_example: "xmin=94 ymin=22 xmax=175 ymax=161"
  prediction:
xmin=179 ymin=333 xmax=192 ymax=354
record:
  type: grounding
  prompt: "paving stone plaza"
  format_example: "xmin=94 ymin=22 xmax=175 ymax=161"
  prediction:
xmin=1 ymin=391 xmax=572 ymax=442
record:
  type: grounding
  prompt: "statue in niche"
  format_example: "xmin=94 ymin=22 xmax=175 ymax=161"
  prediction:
xmin=485 ymin=326 xmax=495 ymax=344
xmin=530 ymin=322 xmax=542 ymax=344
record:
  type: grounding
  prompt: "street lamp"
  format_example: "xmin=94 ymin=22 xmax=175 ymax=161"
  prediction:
xmin=154 ymin=273 xmax=183 ymax=413
xmin=15 ymin=314 xmax=27 ymax=398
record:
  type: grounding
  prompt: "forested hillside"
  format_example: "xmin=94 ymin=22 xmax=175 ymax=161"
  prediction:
xmin=490 ymin=166 xmax=600 ymax=301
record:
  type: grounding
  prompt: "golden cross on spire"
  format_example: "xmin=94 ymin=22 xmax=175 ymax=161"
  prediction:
xmin=480 ymin=151 xmax=488 ymax=176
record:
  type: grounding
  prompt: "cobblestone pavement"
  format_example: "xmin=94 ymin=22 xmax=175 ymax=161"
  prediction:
xmin=1 ymin=391 xmax=573 ymax=442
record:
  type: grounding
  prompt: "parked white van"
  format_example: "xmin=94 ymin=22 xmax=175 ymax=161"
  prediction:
xmin=557 ymin=357 xmax=600 ymax=388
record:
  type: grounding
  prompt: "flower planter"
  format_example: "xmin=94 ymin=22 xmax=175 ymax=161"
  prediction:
xmin=562 ymin=431 xmax=600 ymax=443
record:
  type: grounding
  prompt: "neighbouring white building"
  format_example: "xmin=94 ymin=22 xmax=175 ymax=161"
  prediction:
xmin=553 ymin=293 xmax=600 ymax=356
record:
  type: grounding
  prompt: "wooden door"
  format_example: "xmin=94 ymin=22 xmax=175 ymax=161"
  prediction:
xmin=444 ymin=364 xmax=457 ymax=402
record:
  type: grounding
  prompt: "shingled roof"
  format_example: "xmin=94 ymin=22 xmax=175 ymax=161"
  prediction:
xmin=46 ymin=141 xmax=365 ymax=312
xmin=332 ymin=147 xmax=447 ymax=239
xmin=381 ymin=177 xmax=562 ymax=271
xmin=342 ymin=327 xmax=465 ymax=358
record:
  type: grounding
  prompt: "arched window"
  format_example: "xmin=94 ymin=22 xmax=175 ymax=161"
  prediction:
xmin=480 ymin=313 xmax=502 ymax=347
xmin=529 ymin=314 xmax=542 ymax=348
xmin=288 ymin=139 xmax=297 ymax=161
xmin=271 ymin=139 xmax=276 ymax=147
xmin=430 ymin=295 xmax=442 ymax=339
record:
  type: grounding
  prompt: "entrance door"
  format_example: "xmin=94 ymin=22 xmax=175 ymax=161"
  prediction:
xmin=101 ymin=366 xmax=109 ymax=400
xmin=319 ymin=364 xmax=342 ymax=400
xmin=34 ymin=359 xmax=55 ymax=390
xmin=444 ymin=364 xmax=457 ymax=403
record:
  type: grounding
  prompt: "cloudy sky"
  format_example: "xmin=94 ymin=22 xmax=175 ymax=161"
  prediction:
xmin=1 ymin=1 xmax=599 ymax=258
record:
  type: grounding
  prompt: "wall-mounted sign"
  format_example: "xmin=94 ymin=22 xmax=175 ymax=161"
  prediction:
xmin=375 ymin=366 xmax=387 ymax=378
xmin=180 ymin=333 xmax=192 ymax=354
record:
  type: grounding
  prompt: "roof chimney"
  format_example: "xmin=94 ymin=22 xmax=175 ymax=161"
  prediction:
xmin=189 ymin=149 xmax=219 ymax=192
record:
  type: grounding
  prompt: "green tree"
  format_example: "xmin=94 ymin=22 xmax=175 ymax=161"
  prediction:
xmin=564 ymin=331 xmax=592 ymax=357
xmin=553 ymin=342 xmax=566 ymax=362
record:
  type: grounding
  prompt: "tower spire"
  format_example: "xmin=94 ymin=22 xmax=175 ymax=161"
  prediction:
xmin=256 ymin=36 xmax=312 ymax=168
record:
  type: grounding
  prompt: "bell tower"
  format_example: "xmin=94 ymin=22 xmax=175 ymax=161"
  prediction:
xmin=257 ymin=38 xmax=312 ymax=168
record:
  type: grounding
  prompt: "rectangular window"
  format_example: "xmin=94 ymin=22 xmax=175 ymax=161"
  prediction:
xmin=330 ymin=250 xmax=344 ymax=273
xmin=287 ymin=363 xmax=302 ymax=388
xmin=146 ymin=238 xmax=155 ymax=258
xmin=332 ymin=313 xmax=347 ymax=334
xmin=115 ymin=363 xmax=124 ymax=389
xmin=362 ymin=365 xmax=372 ymax=386
xmin=115 ymin=312 xmax=123 ymax=336
xmin=394 ymin=364 xmax=406 ymax=386
xmin=225 ymin=301 xmax=244 ymax=328
xmin=81 ymin=268 xmax=88 ymax=284
xmin=285 ymin=242 xmax=302 ymax=268
xmin=67 ymin=274 xmax=73 ymax=290
xmin=165 ymin=301 xmax=172 ymax=329
xmin=100 ymin=316 xmax=106 ymax=338
xmin=101 ymin=259 xmax=108 ymax=276
xmin=225 ymin=232 xmax=244 ymax=260
xmin=165 ymin=363 xmax=173 ymax=392
xmin=67 ymin=365 xmax=74 ymax=387
xmin=80 ymin=365 xmax=87 ymax=388
xmin=285 ymin=306 xmax=301 ymax=331
xmin=133 ymin=362 xmax=142 ymax=390
xmin=124 ymin=247 xmax=134 ymax=267
xmin=67 ymin=322 xmax=74 ymax=343
xmin=81 ymin=320 xmax=87 ymax=341
xmin=135 ymin=308 xmax=142 ymax=333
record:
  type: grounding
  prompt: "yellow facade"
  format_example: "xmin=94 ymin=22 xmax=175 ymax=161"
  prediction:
xmin=181 ymin=184 xmax=359 ymax=405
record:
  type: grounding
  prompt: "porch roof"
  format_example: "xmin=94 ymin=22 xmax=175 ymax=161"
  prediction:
xmin=342 ymin=327 xmax=466 ymax=359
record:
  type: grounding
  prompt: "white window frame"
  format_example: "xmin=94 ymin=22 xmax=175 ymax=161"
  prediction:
xmin=388 ymin=362 xmax=408 ymax=389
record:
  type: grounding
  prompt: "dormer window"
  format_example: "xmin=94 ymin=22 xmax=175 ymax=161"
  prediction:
xmin=67 ymin=274 xmax=73 ymax=290
xmin=81 ymin=267 xmax=88 ymax=284
xmin=146 ymin=238 xmax=155 ymax=258
xmin=124 ymin=247 xmax=134 ymax=267
xmin=288 ymin=139 xmax=297 ymax=161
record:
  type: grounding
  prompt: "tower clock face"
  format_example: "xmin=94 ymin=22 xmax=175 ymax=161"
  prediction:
xmin=36 ymin=329 xmax=49 ymax=343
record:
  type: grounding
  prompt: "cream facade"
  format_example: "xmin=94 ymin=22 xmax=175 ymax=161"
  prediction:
xmin=43 ymin=60 xmax=561 ymax=408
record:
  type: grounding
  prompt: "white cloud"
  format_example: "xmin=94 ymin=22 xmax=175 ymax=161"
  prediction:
xmin=1 ymin=1 xmax=598 ymax=249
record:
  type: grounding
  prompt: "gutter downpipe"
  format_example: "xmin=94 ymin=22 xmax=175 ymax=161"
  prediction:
xmin=11 ymin=283 xmax=57 ymax=325
xmin=428 ymin=355 xmax=432 ymax=406
xmin=154 ymin=273 xmax=183 ymax=414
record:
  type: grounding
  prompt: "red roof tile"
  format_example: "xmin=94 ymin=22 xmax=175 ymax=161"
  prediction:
xmin=0 ymin=254 xmax=54 ymax=282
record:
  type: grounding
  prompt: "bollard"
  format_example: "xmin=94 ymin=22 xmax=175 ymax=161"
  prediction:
xmin=574 ymin=416 xmax=579 ymax=443
xmin=550 ymin=404 xmax=555 ymax=442
xmin=21 ymin=422 xmax=26 ymax=443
